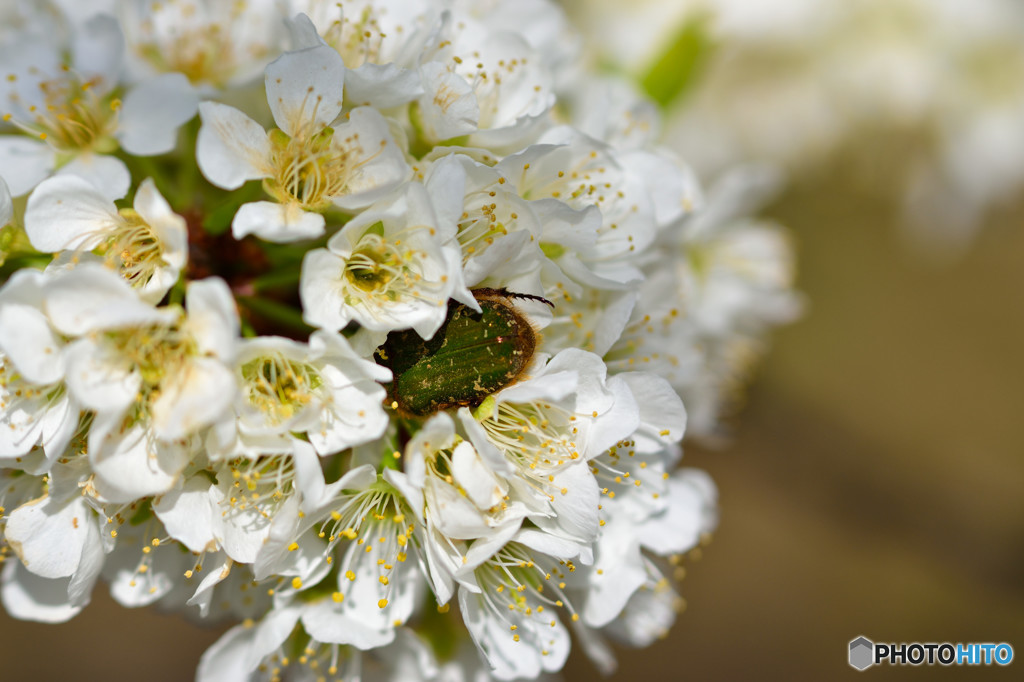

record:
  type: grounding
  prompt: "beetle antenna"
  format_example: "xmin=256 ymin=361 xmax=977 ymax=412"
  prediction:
xmin=507 ymin=291 xmax=555 ymax=308
xmin=471 ymin=287 xmax=556 ymax=308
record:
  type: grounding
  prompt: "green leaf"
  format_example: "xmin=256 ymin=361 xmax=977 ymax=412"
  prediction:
xmin=640 ymin=14 xmax=714 ymax=109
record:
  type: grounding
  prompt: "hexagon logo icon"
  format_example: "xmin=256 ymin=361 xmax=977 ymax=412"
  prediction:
xmin=849 ymin=636 xmax=874 ymax=671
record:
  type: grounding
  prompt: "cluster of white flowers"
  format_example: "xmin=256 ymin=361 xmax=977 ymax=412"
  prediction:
xmin=570 ymin=0 xmax=1024 ymax=249
xmin=0 ymin=1 xmax=797 ymax=680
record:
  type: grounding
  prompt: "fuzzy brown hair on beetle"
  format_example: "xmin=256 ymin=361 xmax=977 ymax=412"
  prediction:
xmin=374 ymin=288 xmax=552 ymax=417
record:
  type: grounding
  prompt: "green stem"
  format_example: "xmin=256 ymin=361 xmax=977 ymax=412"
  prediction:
xmin=250 ymin=267 xmax=303 ymax=293
xmin=236 ymin=295 xmax=314 ymax=335
xmin=177 ymin=118 xmax=202 ymax=209
xmin=167 ymin=271 xmax=187 ymax=307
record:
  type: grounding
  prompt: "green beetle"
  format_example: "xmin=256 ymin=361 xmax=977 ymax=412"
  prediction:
xmin=375 ymin=288 xmax=552 ymax=417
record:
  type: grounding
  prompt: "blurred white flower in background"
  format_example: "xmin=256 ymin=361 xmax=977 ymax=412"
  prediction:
xmin=567 ymin=0 xmax=1024 ymax=252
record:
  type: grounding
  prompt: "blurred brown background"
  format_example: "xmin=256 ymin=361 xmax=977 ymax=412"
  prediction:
xmin=2 ymin=161 xmax=1023 ymax=680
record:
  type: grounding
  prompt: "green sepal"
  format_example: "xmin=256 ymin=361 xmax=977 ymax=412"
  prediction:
xmin=539 ymin=241 xmax=565 ymax=260
xmin=362 ymin=220 xmax=386 ymax=238
xmin=268 ymin=127 xmax=292 ymax=149
xmin=128 ymin=499 xmax=155 ymax=526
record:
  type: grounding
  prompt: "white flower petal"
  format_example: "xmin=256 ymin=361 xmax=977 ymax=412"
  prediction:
xmin=151 ymin=356 xmax=236 ymax=440
xmin=290 ymin=440 xmax=327 ymax=511
xmin=265 ymin=45 xmax=345 ymax=135
xmin=307 ymin=331 xmax=390 ymax=455
xmin=184 ymin=277 xmax=239 ymax=362
xmin=63 ymin=337 xmax=140 ymax=415
xmin=211 ymin=484 xmax=273 ymax=564
xmin=585 ymin=374 xmax=640 ymax=458
xmin=422 ymin=154 xmax=467 ymax=237
xmin=253 ymin=497 xmax=330 ymax=582
xmin=56 ymin=153 xmax=131 ymax=201
xmin=24 ymin=174 xmax=118 ymax=253
xmin=66 ymin=517 xmax=104 ymax=607
xmin=0 ymin=176 xmax=12 ymax=225
xmin=196 ymin=622 xmax=256 ymax=682
xmin=90 ymin=425 xmax=191 ymax=503
xmin=618 ymin=372 xmax=687 ymax=453
xmin=300 ymin=248 xmax=351 ymax=331
xmin=45 ymin=264 xmax=175 ymax=335
xmin=426 ymin=477 xmax=490 ymax=540
xmin=531 ymin=461 xmax=600 ymax=546
xmin=451 ymin=441 xmax=506 ymax=510
xmin=0 ymin=561 xmax=83 ymax=624
xmin=232 ymin=200 xmax=325 ymax=243
xmin=71 ymin=14 xmax=123 ymax=90
xmin=329 ymin=107 xmax=411 ymax=211
xmin=196 ymin=607 xmax=307 ymax=682
xmin=301 ymin=601 xmax=395 ymax=650
xmin=153 ymin=475 xmax=218 ymax=553
xmin=581 ymin=525 xmax=645 ymax=627
xmin=118 ymin=73 xmax=199 ymax=156
xmin=621 ymin=149 xmax=700 ymax=227
xmin=197 ymin=102 xmax=272 ymax=190
xmin=459 ymin=586 xmax=570 ymax=679
xmin=493 ymin=369 xmax=577 ymax=406
xmin=285 ymin=12 xmax=324 ymax=50
xmin=346 ymin=62 xmax=423 ymax=109
xmin=418 ymin=61 xmax=478 ymax=142
xmin=4 ymin=494 xmax=92 ymax=579
xmin=0 ymin=136 xmax=55 ymax=196
xmin=0 ymin=305 xmax=64 ymax=385
xmin=605 ymin=581 xmax=678 ymax=647
xmin=0 ymin=411 xmax=44 ymax=463
xmin=635 ymin=469 xmax=718 ymax=556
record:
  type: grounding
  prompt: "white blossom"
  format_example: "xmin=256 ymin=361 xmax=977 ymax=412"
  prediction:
xmin=0 ymin=14 xmax=198 ymax=199
xmin=117 ymin=0 xmax=287 ymax=90
xmin=196 ymin=43 xmax=410 ymax=242
xmin=300 ymin=180 xmax=472 ymax=338
xmin=25 ymin=175 xmax=188 ymax=302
